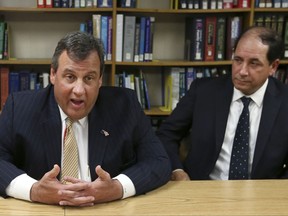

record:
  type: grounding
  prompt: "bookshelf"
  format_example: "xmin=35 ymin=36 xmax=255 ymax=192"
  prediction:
xmin=0 ymin=0 xmax=288 ymax=115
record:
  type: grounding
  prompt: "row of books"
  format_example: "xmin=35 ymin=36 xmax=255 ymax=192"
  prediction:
xmin=0 ymin=67 xmax=50 ymax=110
xmin=175 ymin=0 xmax=251 ymax=9
xmin=273 ymin=67 xmax=288 ymax=84
xmin=185 ymin=15 xmax=242 ymax=62
xmin=116 ymin=15 xmax=155 ymax=62
xmin=254 ymin=15 xmax=288 ymax=59
xmin=115 ymin=67 xmax=229 ymax=111
xmin=115 ymin=71 xmax=150 ymax=110
xmin=161 ymin=67 xmax=229 ymax=111
xmin=80 ymin=14 xmax=112 ymax=61
xmin=0 ymin=17 xmax=8 ymax=60
xmin=37 ymin=0 xmax=112 ymax=8
xmin=255 ymin=0 xmax=288 ymax=8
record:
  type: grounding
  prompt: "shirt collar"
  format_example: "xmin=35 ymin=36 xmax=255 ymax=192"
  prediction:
xmin=232 ymin=78 xmax=269 ymax=107
xmin=58 ymin=106 xmax=87 ymax=126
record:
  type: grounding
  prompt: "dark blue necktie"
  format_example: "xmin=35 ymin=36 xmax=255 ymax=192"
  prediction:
xmin=229 ymin=97 xmax=251 ymax=180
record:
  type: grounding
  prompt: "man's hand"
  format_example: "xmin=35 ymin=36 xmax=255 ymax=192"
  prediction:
xmin=30 ymin=164 xmax=94 ymax=206
xmin=171 ymin=169 xmax=190 ymax=181
xmin=59 ymin=165 xmax=123 ymax=205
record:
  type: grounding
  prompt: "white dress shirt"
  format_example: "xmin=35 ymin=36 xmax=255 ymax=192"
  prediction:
xmin=6 ymin=107 xmax=135 ymax=201
xmin=209 ymin=79 xmax=268 ymax=180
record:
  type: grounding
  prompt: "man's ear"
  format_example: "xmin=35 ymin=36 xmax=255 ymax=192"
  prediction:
xmin=50 ymin=68 xmax=56 ymax=84
xmin=269 ymin=59 xmax=280 ymax=76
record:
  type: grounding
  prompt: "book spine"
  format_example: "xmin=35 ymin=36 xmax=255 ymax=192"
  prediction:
xmin=215 ymin=17 xmax=226 ymax=60
xmin=139 ymin=17 xmax=146 ymax=62
xmin=134 ymin=19 xmax=140 ymax=62
xmin=204 ymin=16 xmax=217 ymax=61
xmin=107 ymin=16 xmax=113 ymax=61
xmin=194 ymin=17 xmax=205 ymax=61
xmin=144 ymin=17 xmax=151 ymax=62
xmin=46 ymin=0 xmax=53 ymax=7
xmin=0 ymin=22 xmax=5 ymax=59
xmin=123 ymin=16 xmax=136 ymax=62
xmin=37 ymin=0 xmax=46 ymax=8
xmin=116 ymin=14 xmax=124 ymax=62
xmin=284 ymin=17 xmax=288 ymax=58
xmin=0 ymin=67 xmax=9 ymax=110
xmin=101 ymin=16 xmax=108 ymax=61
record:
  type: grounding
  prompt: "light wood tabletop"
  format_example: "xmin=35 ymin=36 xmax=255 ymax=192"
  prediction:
xmin=66 ymin=180 xmax=288 ymax=216
xmin=1 ymin=180 xmax=288 ymax=216
xmin=0 ymin=197 xmax=64 ymax=216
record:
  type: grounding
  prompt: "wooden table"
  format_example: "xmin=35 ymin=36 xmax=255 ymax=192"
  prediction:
xmin=1 ymin=180 xmax=288 ymax=215
xmin=0 ymin=196 xmax=64 ymax=216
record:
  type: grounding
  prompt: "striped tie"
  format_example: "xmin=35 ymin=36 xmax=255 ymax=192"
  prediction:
xmin=61 ymin=118 xmax=79 ymax=183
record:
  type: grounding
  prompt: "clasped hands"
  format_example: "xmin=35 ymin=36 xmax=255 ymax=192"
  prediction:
xmin=30 ymin=164 xmax=123 ymax=207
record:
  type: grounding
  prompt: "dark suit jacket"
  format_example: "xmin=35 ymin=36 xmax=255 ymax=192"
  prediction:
xmin=0 ymin=85 xmax=171 ymax=197
xmin=157 ymin=75 xmax=288 ymax=179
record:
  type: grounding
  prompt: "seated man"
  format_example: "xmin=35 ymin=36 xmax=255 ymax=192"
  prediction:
xmin=0 ymin=31 xmax=171 ymax=206
xmin=157 ymin=26 xmax=288 ymax=181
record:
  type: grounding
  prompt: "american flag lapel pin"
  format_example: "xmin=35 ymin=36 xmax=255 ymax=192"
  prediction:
xmin=101 ymin=129 xmax=109 ymax=137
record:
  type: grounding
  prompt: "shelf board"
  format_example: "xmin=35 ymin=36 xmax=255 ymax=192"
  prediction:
xmin=116 ymin=60 xmax=233 ymax=66
xmin=116 ymin=8 xmax=252 ymax=14
xmin=144 ymin=107 xmax=171 ymax=116
xmin=254 ymin=8 xmax=288 ymax=12
xmin=0 ymin=7 xmax=113 ymax=13
xmin=0 ymin=59 xmax=112 ymax=65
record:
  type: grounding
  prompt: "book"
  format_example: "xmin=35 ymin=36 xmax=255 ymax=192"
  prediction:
xmin=144 ymin=17 xmax=151 ymax=61
xmin=29 ymin=73 xmax=37 ymax=90
xmin=0 ymin=67 xmax=9 ymax=110
xmin=134 ymin=19 xmax=141 ymax=62
xmin=53 ymin=0 xmax=61 ymax=7
xmin=101 ymin=15 xmax=108 ymax=61
xmin=19 ymin=71 xmax=30 ymax=91
xmin=217 ymin=0 xmax=223 ymax=8
xmin=46 ymin=0 xmax=53 ymax=7
xmin=179 ymin=0 xmax=187 ymax=9
xmin=283 ymin=16 xmax=288 ymax=59
xmin=92 ymin=14 xmax=101 ymax=39
xmin=185 ymin=17 xmax=205 ymax=61
xmin=149 ymin=17 xmax=155 ymax=61
xmin=210 ymin=0 xmax=217 ymax=9
xmin=9 ymin=72 xmax=20 ymax=94
xmin=98 ymin=0 xmax=112 ymax=7
xmin=226 ymin=16 xmax=242 ymax=60
xmin=119 ymin=0 xmax=137 ymax=8
xmin=123 ymin=16 xmax=136 ymax=62
xmin=139 ymin=16 xmax=146 ymax=62
xmin=215 ymin=16 xmax=226 ymax=61
xmin=223 ymin=0 xmax=233 ymax=8
xmin=204 ymin=16 xmax=217 ymax=61
xmin=107 ymin=16 xmax=113 ymax=61
xmin=116 ymin=14 xmax=124 ymax=62
xmin=37 ymin=0 xmax=46 ymax=8
xmin=0 ymin=21 xmax=6 ymax=60
xmin=80 ymin=0 xmax=86 ymax=7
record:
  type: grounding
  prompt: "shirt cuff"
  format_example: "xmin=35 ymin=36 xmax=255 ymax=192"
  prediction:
xmin=5 ymin=174 xmax=38 ymax=201
xmin=113 ymin=174 xmax=136 ymax=199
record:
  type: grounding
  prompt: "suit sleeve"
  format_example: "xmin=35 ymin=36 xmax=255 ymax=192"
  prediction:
xmin=0 ymin=94 xmax=26 ymax=197
xmin=156 ymin=78 xmax=199 ymax=171
xmin=119 ymin=90 xmax=171 ymax=195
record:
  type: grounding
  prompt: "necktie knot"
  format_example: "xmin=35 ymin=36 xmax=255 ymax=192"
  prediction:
xmin=241 ymin=97 xmax=251 ymax=109
xmin=66 ymin=118 xmax=73 ymax=128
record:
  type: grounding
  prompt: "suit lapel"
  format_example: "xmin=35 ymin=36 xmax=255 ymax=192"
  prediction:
xmin=88 ymin=106 xmax=110 ymax=180
xmin=252 ymin=79 xmax=282 ymax=174
xmin=39 ymin=88 xmax=62 ymax=174
xmin=215 ymin=79 xmax=234 ymax=155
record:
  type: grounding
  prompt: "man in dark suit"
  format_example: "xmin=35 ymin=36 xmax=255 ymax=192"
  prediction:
xmin=0 ymin=31 xmax=171 ymax=206
xmin=157 ymin=26 xmax=288 ymax=181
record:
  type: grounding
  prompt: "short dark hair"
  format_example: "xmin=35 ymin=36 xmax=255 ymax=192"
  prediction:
xmin=233 ymin=26 xmax=284 ymax=64
xmin=51 ymin=31 xmax=105 ymax=76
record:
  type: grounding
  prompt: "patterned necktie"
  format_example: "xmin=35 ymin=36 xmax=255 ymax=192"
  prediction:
xmin=229 ymin=97 xmax=251 ymax=180
xmin=61 ymin=118 xmax=79 ymax=183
